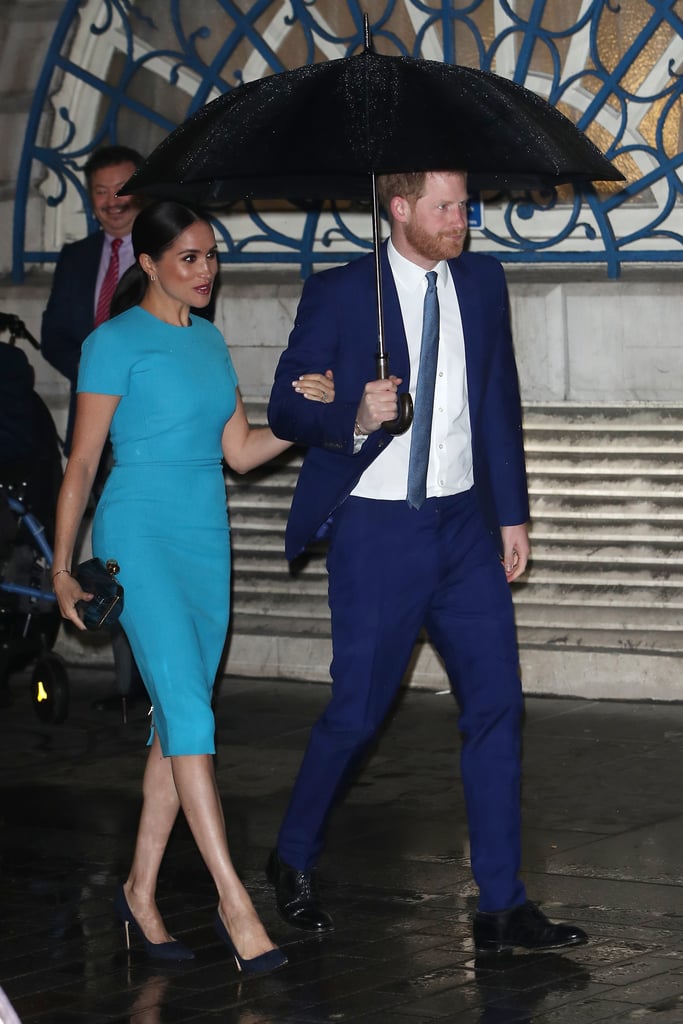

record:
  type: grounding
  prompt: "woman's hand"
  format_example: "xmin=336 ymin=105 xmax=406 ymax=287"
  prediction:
xmin=53 ymin=571 xmax=93 ymax=631
xmin=291 ymin=369 xmax=335 ymax=404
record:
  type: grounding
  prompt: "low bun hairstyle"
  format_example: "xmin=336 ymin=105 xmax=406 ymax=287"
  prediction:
xmin=110 ymin=200 xmax=210 ymax=318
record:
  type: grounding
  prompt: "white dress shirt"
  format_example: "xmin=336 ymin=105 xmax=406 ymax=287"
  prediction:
xmin=352 ymin=239 xmax=474 ymax=501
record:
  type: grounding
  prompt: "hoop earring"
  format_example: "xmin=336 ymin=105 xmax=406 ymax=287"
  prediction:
xmin=149 ymin=274 xmax=156 ymax=283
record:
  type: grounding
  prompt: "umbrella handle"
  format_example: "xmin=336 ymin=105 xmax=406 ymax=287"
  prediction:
xmin=385 ymin=393 xmax=414 ymax=435
xmin=376 ymin=352 xmax=414 ymax=435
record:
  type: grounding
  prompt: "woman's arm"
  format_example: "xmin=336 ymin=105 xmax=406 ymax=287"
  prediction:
xmin=222 ymin=372 xmax=334 ymax=474
xmin=52 ymin=391 xmax=120 ymax=628
xmin=222 ymin=391 xmax=291 ymax=474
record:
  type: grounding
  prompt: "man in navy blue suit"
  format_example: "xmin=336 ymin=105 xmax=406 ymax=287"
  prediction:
xmin=41 ymin=145 xmax=145 ymax=455
xmin=267 ymin=170 xmax=588 ymax=954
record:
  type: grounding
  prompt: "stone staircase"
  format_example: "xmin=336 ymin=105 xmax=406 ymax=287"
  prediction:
xmin=225 ymin=402 xmax=683 ymax=700
xmin=518 ymin=405 xmax=683 ymax=650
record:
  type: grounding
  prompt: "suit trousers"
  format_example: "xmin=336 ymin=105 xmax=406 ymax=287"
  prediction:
xmin=277 ymin=487 xmax=527 ymax=913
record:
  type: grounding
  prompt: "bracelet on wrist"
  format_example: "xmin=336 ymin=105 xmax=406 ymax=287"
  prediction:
xmin=354 ymin=421 xmax=366 ymax=436
xmin=52 ymin=569 xmax=72 ymax=582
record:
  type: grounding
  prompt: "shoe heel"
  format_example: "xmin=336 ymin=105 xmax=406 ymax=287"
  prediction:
xmin=213 ymin=912 xmax=288 ymax=976
xmin=122 ymin=918 xmax=131 ymax=952
xmin=476 ymin=940 xmax=513 ymax=955
xmin=114 ymin=884 xmax=194 ymax=962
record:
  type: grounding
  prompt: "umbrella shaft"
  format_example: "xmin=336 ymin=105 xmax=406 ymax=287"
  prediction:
xmin=372 ymin=173 xmax=388 ymax=376
xmin=376 ymin=353 xmax=390 ymax=379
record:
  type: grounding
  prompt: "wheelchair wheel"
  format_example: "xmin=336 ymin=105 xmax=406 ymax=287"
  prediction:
xmin=32 ymin=654 xmax=69 ymax=724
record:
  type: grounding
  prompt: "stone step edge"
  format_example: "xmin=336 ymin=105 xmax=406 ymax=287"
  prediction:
xmin=231 ymin=593 xmax=683 ymax=622
xmin=229 ymin=503 xmax=683 ymax=520
xmin=231 ymin=564 xmax=683 ymax=586
xmin=230 ymin=527 xmax=683 ymax=546
xmin=232 ymin=552 xmax=683 ymax=570
xmin=526 ymin=445 xmax=683 ymax=455
xmin=233 ymin=577 xmax=683 ymax=598
xmin=229 ymin=614 xmax=683 ymax=655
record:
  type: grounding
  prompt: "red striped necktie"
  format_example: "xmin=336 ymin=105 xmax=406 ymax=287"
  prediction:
xmin=94 ymin=237 xmax=123 ymax=327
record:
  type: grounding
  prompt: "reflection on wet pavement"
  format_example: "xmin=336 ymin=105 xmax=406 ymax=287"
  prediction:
xmin=3 ymin=668 xmax=683 ymax=1021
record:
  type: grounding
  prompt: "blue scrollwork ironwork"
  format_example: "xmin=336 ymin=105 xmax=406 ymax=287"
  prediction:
xmin=13 ymin=0 xmax=683 ymax=282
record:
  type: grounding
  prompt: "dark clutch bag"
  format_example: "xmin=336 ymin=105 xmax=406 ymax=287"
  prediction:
xmin=74 ymin=557 xmax=124 ymax=630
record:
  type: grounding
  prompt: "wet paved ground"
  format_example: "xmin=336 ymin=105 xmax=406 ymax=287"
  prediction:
xmin=3 ymin=666 xmax=683 ymax=1023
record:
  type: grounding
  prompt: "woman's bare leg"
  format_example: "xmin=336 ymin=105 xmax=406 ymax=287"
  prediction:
xmin=122 ymin=732 xmax=180 ymax=944
xmin=171 ymin=753 xmax=276 ymax=960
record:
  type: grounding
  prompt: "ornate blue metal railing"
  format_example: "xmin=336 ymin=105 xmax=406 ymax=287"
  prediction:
xmin=13 ymin=0 xmax=683 ymax=281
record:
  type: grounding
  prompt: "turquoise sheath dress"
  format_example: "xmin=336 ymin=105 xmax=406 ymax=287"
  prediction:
xmin=78 ymin=306 xmax=238 ymax=756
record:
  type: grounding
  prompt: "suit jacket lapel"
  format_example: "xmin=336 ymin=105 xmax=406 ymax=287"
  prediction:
xmin=84 ymin=232 xmax=105 ymax=331
xmin=449 ymin=256 xmax=483 ymax=427
xmin=380 ymin=243 xmax=411 ymax=390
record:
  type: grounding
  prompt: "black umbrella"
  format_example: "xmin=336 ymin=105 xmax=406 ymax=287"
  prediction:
xmin=121 ymin=16 xmax=623 ymax=430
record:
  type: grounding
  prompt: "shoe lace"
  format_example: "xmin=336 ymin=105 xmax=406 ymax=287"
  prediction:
xmin=293 ymin=870 xmax=318 ymax=901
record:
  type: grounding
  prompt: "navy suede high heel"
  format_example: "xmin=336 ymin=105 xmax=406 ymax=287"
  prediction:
xmin=114 ymin=885 xmax=195 ymax=961
xmin=213 ymin=911 xmax=288 ymax=976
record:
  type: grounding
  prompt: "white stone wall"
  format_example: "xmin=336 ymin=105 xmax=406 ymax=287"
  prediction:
xmin=5 ymin=267 xmax=683 ymax=423
xmin=508 ymin=268 xmax=683 ymax=404
xmin=0 ymin=2 xmax=63 ymax=277
xmin=214 ymin=268 xmax=683 ymax=407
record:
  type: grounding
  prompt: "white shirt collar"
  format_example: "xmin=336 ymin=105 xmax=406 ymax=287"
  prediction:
xmin=387 ymin=237 xmax=448 ymax=293
xmin=104 ymin=232 xmax=132 ymax=249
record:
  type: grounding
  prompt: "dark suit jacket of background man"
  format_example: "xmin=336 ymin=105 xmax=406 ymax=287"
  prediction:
xmin=42 ymin=230 xmax=104 ymax=391
xmin=268 ymin=242 xmax=529 ymax=560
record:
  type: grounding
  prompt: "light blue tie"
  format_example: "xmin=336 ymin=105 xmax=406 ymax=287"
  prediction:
xmin=407 ymin=270 xmax=440 ymax=510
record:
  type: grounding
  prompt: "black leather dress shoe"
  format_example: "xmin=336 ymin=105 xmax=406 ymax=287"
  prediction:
xmin=266 ymin=849 xmax=334 ymax=932
xmin=473 ymin=900 xmax=588 ymax=954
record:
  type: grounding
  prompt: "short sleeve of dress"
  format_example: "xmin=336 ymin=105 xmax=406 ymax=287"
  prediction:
xmin=77 ymin=323 xmax=130 ymax=397
xmin=222 ymin=339 xmax=239 ymax=392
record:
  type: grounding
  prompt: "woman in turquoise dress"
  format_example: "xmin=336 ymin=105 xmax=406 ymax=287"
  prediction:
xmin=52 ymin=201 xmax=334 ymax=974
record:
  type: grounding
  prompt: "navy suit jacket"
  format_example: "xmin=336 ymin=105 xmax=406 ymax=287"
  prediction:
xmin=270 ymin=243 xmax=529 ymax=561
xmin=41 ymin=231 xmax=104 ymax=387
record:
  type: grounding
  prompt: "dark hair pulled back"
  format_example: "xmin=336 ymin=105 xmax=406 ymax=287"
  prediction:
xmin=110 ymin=200 xmax=209 ymax=318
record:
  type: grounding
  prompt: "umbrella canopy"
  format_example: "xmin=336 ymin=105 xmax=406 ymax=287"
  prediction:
xmin=120 ymin=28 xmax=622 ymax=435
xmin=120 ymin=46 xmax=622 ymax=205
